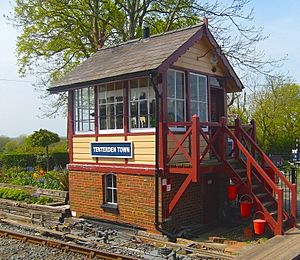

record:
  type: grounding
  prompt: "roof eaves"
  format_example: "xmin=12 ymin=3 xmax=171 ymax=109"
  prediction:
xmin=158 ymin=26 xmax=204 ymax=73
xmin=204 ymin=28 xmax=244 ymax=90
xmin=48 ymin=68 xmax=157 ymax=94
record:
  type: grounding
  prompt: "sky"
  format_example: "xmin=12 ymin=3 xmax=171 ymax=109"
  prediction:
xmin=0 ymin=0 xmax=299 ymax=137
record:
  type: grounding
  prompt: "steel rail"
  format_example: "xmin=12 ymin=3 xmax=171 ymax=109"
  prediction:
xmin=0 ymin=228 xmax=137 ymax=260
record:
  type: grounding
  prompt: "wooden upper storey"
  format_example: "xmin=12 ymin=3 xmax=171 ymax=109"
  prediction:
xmin=50 ymin=23 xmax=243 ymax=168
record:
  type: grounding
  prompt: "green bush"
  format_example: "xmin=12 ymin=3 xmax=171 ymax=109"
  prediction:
xmin=0 ymin=152 xmax=69 ymax=170
xmin=0 ymin=187 xmax=53 ymax=204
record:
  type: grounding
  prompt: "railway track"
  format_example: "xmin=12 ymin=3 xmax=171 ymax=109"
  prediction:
xmin=0 ymin=220 xmax=235 ymax=259
xmin=0 ymin=228 xmax=137 ymax=259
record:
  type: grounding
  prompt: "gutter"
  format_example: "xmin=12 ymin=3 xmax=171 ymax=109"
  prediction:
xmin=149 ymin=72 xmax=177 ymax=243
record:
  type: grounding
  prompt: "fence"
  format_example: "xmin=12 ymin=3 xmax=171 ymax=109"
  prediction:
xmin=280 ymin=165 xmax=298 ymax=217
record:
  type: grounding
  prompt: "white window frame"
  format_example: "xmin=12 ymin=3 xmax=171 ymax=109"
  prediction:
xmin=167 ymin=69 xmax=186 ymax=130
xmin=98 ymin=83 xmax=124 ymax=134
xmin=129 ymin=78 xmax=156 ymax=132
xmin=74 ymin=87 xmax=95 ymax=134
xmin=105 ymin=174 xmax=117 ymax=205
xmin=189 ymin=72 xmax=208 ymax=130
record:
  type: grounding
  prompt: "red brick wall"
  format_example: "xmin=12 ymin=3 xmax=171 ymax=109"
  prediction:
xmin=162 ymin=173 xmax=228 ymax=232
xmin=69 ymin=170 xmax=228 ymax=234
xmin=69 ymin=171 xmax=157 ymax=232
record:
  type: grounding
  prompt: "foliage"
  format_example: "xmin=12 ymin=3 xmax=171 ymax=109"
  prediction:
xmin=0 ymin=135 xmax=67 ymax=154
xmin=29 ymin=129 xmax=60 ymax=150
xmin=0 ymin=136 xmax=10 ymax=153
xmin=0 ymin=152 xmax=68 ymax=170
xmin=6 ymin=0 xmax=281 ymax=116
xmin=28 ymin=129 xmax=60 ymax=171
xmin=0 ymin=169 xmax=68 ymax=191
xmin=0 ymin=187 xmax=53 ymax=204
xmin=250 ymin=76 xmax=300 ymax=155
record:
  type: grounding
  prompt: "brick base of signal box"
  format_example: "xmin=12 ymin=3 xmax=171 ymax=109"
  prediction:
xmin=69 ymin=170 xmax=228 ymax=234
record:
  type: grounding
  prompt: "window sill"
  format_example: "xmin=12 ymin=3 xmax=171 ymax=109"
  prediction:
xmin=101 ymin=203 xmax=119 ymax=214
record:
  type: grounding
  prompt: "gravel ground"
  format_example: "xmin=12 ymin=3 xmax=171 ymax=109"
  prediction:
xmin=0 ymin=236 xmax=85 ymax=260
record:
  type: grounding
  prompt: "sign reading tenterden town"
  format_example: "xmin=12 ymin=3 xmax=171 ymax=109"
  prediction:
xmin=90 ymin=142 xmax=133 ymax=158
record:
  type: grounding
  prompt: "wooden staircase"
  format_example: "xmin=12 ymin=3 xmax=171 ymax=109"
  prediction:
xmin=165 ymin=116 xmax=296 ymax=235
xmin=223 ymin=119 xmax=296 ymax=235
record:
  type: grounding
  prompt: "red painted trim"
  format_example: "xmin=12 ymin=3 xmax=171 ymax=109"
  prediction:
xmin=158 ymin=27 xmax=204 ymax=73
xmin=160 ymin=72 xmax=168 ymax=170
xmin=68 ymin=163 xmax=156 ymax=176
xmin=191 ymin=115 xmax=200 ymax=182
xmin=73 ymin=134 xmax=96 ymax=138
xmin=124 ymin=81 xmax=129 ymax=165
xmin=94 ymin=86 xmax=99 ymax=164
xmin=68 ymin=91 xmax=74 ymax=163
xmin=204 ymin=27 xmax=243 ymax=90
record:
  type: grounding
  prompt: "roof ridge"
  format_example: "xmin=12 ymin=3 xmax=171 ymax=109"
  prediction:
xmin=97 ymin=23 xmax=203 ymax=52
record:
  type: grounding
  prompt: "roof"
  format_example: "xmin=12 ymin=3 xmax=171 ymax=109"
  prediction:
xmin=49 ymin=24 xmax=243 ymax=93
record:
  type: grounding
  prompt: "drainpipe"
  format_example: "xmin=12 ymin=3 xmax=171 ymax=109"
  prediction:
xmin=149 ymin=72 xmax=177 ymax=243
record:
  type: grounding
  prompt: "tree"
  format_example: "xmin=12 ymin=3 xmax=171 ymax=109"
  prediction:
xmin=28 ymin=129 xmax=60 ymax=171
xmin=250 ymin=76 xmax=300 ymax=156
xmin=0 ymin=136 xmax=11 ymax=153
xmin=6 ymin=0 xmax=282 ymax=115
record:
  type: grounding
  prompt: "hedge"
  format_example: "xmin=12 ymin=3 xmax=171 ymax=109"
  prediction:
xmin=0 ymin=152 xmax=69 ymax=170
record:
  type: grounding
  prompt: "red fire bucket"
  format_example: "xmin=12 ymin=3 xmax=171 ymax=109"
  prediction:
xmin=239 ymin=194 xmax=253 ymax=218
xmin=227 ymin=184 xmax=238 ymax=200
xmin=253 ymin=211 xmax=266 ymax=235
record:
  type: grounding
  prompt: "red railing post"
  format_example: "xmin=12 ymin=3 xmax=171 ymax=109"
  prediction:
xmin=220 ymin=117 xmax=227 ymax=161
xmin=276 ymin=188 xmax=283 ymax=235
xmin=192 ymin=115 xmax=200 ymax=182
xmin=234 ymin=118 xmax=241 ymax=160
xmin=250 ymin=119 xmax=256 ymax=158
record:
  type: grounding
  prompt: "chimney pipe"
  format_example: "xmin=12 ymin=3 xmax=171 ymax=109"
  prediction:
xmin=142 ymin=22 xmax=150 ymax=39
xmin=203 ymin=17 xmax=208 ymax=27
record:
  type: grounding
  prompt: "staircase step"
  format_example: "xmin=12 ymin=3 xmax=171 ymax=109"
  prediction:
xmin=252 ymin=184 xmax=261 ymax=190
xmin=255 ymin=193 xmax=268 ymax=199
xmin=262 ymin=201 xmax=275 ymax=208
xmin=235 ymin=169 xmax=247 ymax=175
xmin=269 ymin=210 xmax=278 ymax=216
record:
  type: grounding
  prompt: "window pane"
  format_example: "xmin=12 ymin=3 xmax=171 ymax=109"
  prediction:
xmin=74 ymin=87 xmax=95 ymax=133
xmin=130 ymin=101 xmax=138 ymax=128
xmin=139 ymin=79 xmax=148 ymax=100
xmin=176 ymin=100 xmax=184 ymax=122
xmin=190 ymin=74 xmax=198 ymax=101
xmin=149 ymin=84 xmax=155 ymax=99
xmin=106 ymin=189 xmax=112 ymax=203
xmin=115 ymin=83 xmax=123 ymax=102
xmin=99 ymin=86 xmax=106 ymax=102
xmin=116 ymin=114 xmax=123 ymax=129
xmin=106 ymin=84 xmax=115 ymax=103
xmin=140 ymin=100 xmax=148 ymax=128
xmin=149 ymin=99 xmax=156 ymax=127
xmin=130 ymin=80 xmax=138 ymax=100
xmin=113 ymin=190 xmax=117 ymax=204
xmin=168 ymin=99 xmax=175 ymax=122
xmin=167 ymin=70 xmax=175 ymax=98
xmin=112 ymin=175 xmax=117 ymax=188
xmin=199 ymin=77 xmax=207 ymax=102
xmin=106 ymin=175 xmax=112 ymax=187
xmin=190 ymin=101 xmax=198 ymax=117
xmin=176 ymin=72 xmax=184 ymax=99
xmin=199 ymin=102 xmax=208 ymax=121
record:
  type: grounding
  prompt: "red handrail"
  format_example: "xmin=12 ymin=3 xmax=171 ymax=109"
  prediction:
xmin=238 ymin=126 xmax=297 ymax=222
xmin=224 ymin=125 xmax=284 ymax=234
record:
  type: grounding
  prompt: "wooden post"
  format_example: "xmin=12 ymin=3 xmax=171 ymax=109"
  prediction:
xmin=219 ymin=117 xmax=227 ymax=161
xmin=276 ymin=188 xmax=284 ymax=235
xmin=250 ymin=119 xmax=256 ymax=158
xmin=192 ymin=115 xmax=200 ymax=182
xmin=234 ymin=118 xmax=241 ymax=160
